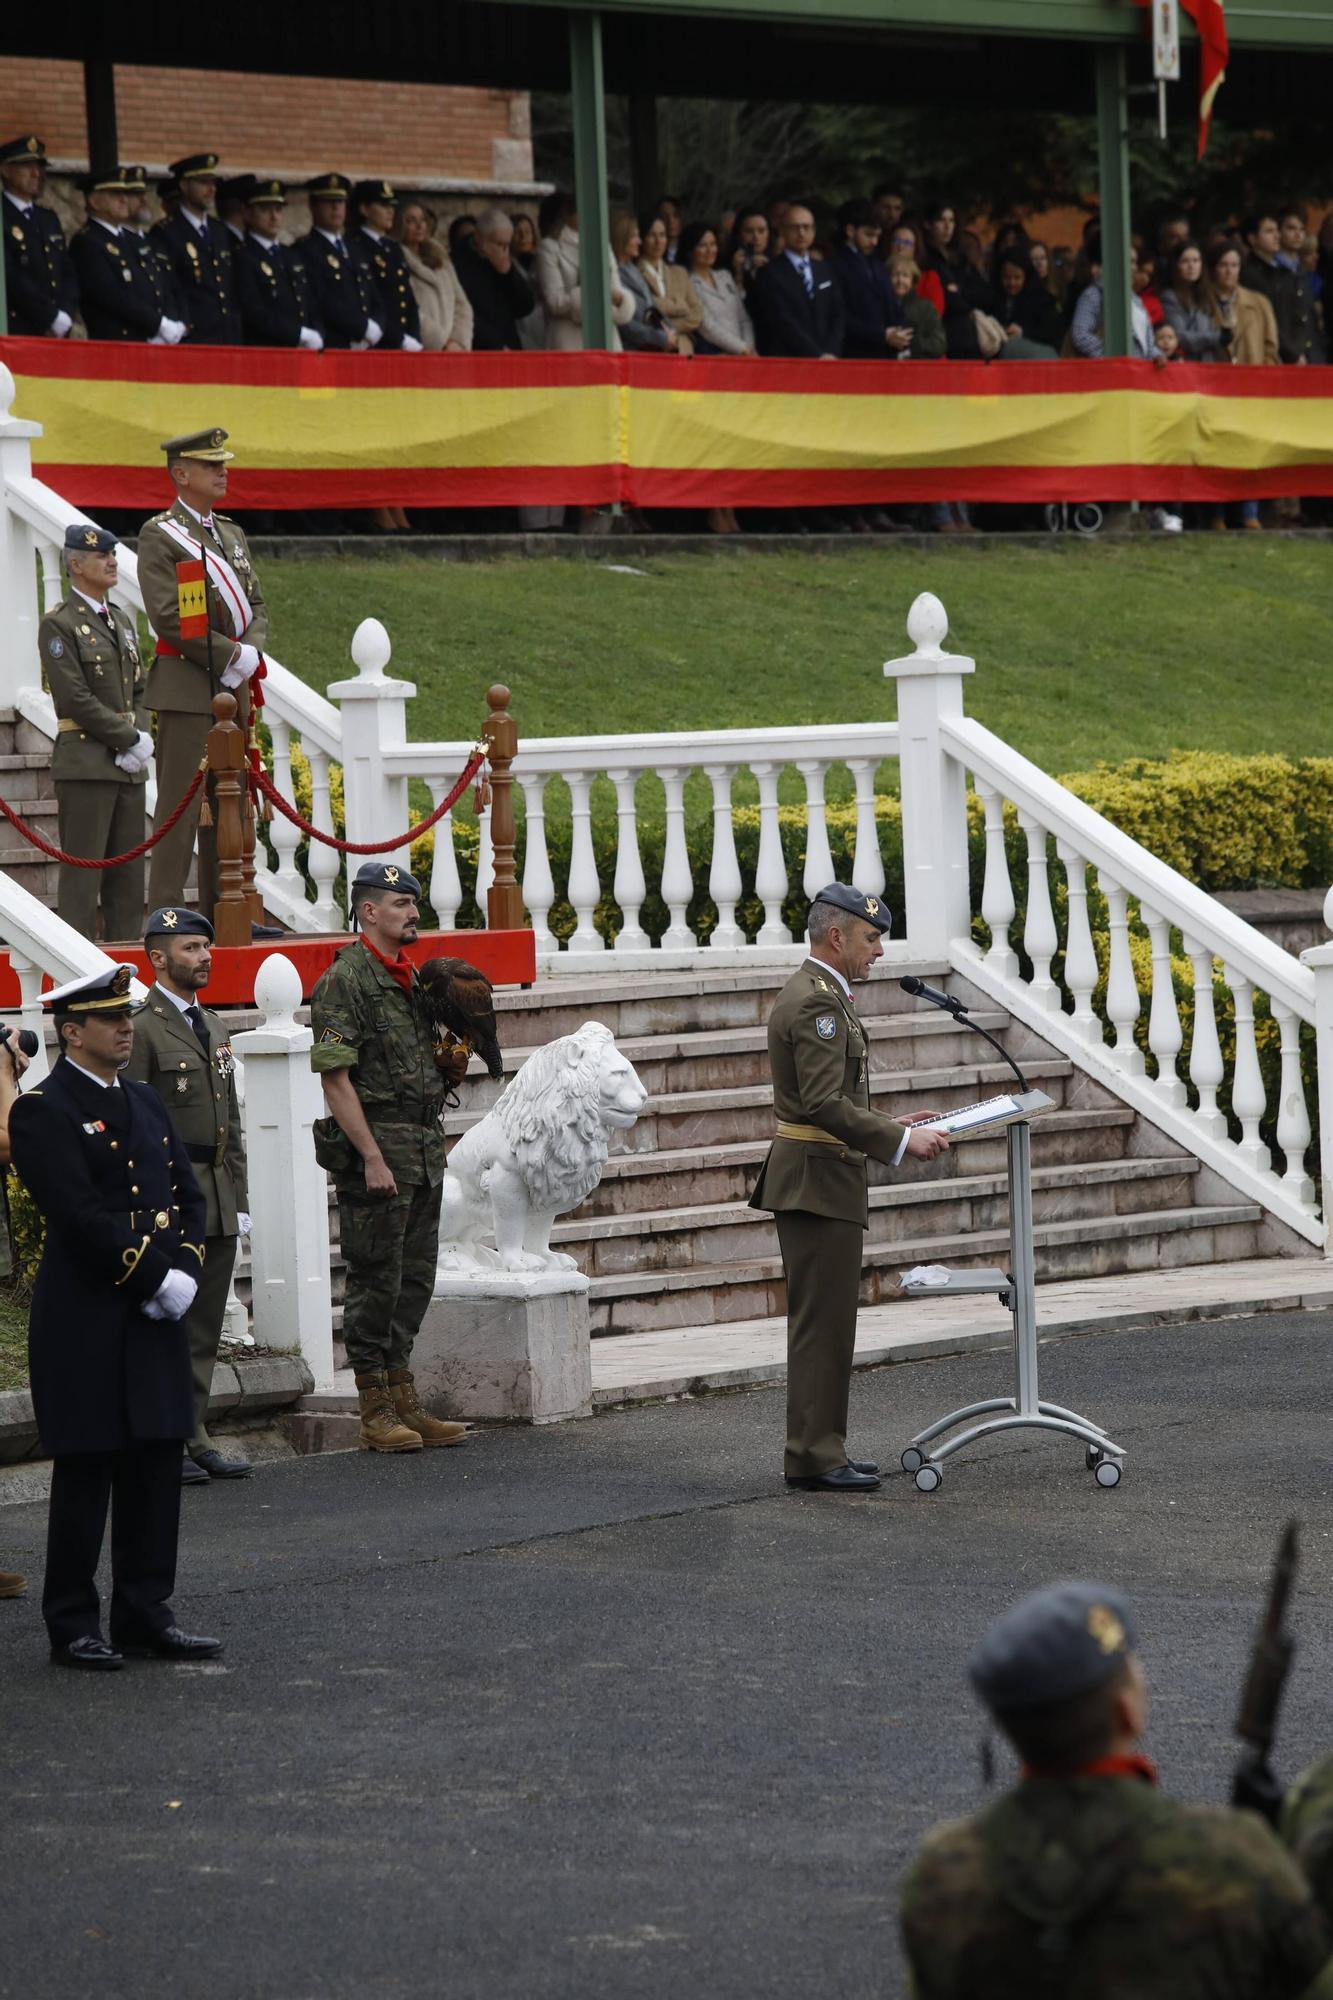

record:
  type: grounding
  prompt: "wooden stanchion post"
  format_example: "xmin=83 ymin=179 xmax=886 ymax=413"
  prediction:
xmin=241 ymin=760 xmax=262 ymax=924
xmin=484 ymin=684 xmax=524 ymax=932
xmin=207 ymin=692 xmax=251 ymax=947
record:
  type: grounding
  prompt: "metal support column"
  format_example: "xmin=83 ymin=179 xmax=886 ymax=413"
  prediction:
xmin=627 ymin=93 xmax=660 ymax=225
xmin=569 ymin=10 xmax=613 ymax=352
xmin=83 ymin=57 xmax=120 ymax=175
xmin=1095 ymin=43 xmax=1133 ymax=357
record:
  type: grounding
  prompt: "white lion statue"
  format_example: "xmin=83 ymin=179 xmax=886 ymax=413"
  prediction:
xmin=436 ymin=1021 xmax=648 ymax=1275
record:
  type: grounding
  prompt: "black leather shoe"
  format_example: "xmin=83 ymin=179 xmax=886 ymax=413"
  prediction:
xmin=114 ymin=1626 xmax=223 ymax=1661
xmin=50 ymin=1636 xmax=124 ymax=1671
xmin=193 ymin=1449 xmax=252 ymax=1479
xmin=849 ymin=1458 xmax=880 ymax=1476
xmin=785 ymin=1465 xmax=882 ymax=1492
xmin=181 ymin=1457 xmax=210 ymax=1486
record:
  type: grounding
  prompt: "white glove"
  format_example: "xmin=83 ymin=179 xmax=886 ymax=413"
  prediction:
xmin=114 ymin=729 xmax=154 ymax=774
xmin=49 ymin=310 xmax=73 ymax=338
xmin=298 ymin=326 xmax=324 ymax=351
xmin=236 ymin=1212 xmax=252 ymax=1238
xmin=144 ymin=1267 xmax=199 ymax=1321
xmin=221 ymin=643 xmax=261 ymax=690
xmin=148 ymin=334 xmax=166 ymax=345
xmin=157 ymin=316 xmax=186 ymax=345
xmin=365 ymin=317 xmax=382 ymax=347
xmin=401 ymin=334 xmax=423 ymax=353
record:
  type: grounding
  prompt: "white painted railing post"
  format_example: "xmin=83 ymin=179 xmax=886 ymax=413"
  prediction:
xmin=883 ymin=593 xmax=974 ymax=959
xmin=0 ymin=364 xmax=44 ymax=712
xmin=231 ymin=953 xmax=334 ymax=1389
xmin=1300 ymin=906 xmax=1333 ymax=1253
xmin=326 ymin=617 xmax=415 ymax=865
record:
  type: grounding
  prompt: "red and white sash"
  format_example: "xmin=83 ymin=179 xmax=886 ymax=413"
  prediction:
xmin=156 ymin=512 xmax=254 ymax=639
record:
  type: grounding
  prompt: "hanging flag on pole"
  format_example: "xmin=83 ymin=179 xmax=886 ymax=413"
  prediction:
xmin=1135 ymin=0 xmax=1228 ymax=158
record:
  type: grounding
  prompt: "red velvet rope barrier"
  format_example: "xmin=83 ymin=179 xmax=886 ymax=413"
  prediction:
xmin=248 ymin=748 xmax=487 ymax=856
xmin=0 ymin=767 xmax=206 ymax=868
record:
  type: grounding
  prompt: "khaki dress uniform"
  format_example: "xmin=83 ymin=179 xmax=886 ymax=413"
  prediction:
xmin=750 ymin=956 xmax=906 ymax=1479
xmin=124 ymin=972 xmax=247 ymax=1458
xmin=39 ymin=587 xmax=150 ymax=942
xmin=137 ymin=475 xmax=266 ymax=912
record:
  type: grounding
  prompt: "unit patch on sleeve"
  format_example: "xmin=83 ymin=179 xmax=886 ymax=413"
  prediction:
xmin=815 ymin=1014 xmax=838 ymax=1040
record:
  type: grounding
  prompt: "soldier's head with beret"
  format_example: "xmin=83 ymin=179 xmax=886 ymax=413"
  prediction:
xmin=160 ymin=427 xmax=234 ymax=514
xmin=44 ymin=963 xmax=144 ymax=1061
xmin=350 ymin=179 xmax=398 ymax=235
xmin=169 ymin=152 xmax=221 ymax=218
xmin=0 ymin=133 xmax=46 ymax=201
xmin=349 ymin=859 xmax=422 ymax=952
xmin=63 ymin=520 xmax=120 ymax=597
xmin=144 ymin=906 xmax=215 ymax=997
xmin=306 ymin=171 xmax=351 ymax=234
xmin=969 ymin=1582 xmax=1146 ymax=1776
xmin=807 ymin=880 xmax=893 ymax=987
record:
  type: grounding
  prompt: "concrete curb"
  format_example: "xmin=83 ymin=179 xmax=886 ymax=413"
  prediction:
xmin=0 ymin=1355 xmax=314 ymax=1470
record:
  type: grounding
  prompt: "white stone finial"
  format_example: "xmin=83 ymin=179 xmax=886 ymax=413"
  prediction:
xmin=0 ymin=363 xmax=14 ymax=419
xmin=350 ymin=616 xmax=392 ymax=680
xmin=1324 ymin=884 xmax=1333 ymax=934
xmin=254 ymin=950 xmax=302 ymax=1029
xmin=906 ymin=591 xmax=949 ymax=659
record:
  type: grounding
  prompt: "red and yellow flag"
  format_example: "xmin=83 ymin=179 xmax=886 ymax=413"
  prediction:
xmin=175 ymin=557 xmax=208 ymax=638
xmin=1137 ymin=0 xmax=1228 ymax=157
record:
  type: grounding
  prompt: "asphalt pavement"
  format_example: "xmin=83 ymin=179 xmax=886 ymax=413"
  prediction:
xmin=4 ymin=1308 xmax=1333 ymax=2000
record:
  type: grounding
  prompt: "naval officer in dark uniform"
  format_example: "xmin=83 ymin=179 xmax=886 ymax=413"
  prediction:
xmin=236 ymin=178 xmax=324 ymax=348
xmin=6 ymin=966 xmax=222 ymax=1671
xmin=749 ymin=884 xmax=949 ymax=1491
xmin=0 ymin=133 xmax=79 ymax=337
xmin=295 ymin=172 xmax=382 ymax=349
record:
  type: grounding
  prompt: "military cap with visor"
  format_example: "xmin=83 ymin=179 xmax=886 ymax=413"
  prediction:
xmin=811 ymin=881 xmax=893 ymax=936
xmin=82 ymin=165 xmax=147 ymax=195
xmin=169 ymin=153 xmax=221 ymax=182
xmin=247 ymin=178 xmax=287 ymax=207
xmin=160 ymin=428 xmax=234 ymax=463
xmin=350 ymin=179 xmax=399 ymax=212
xmin=968 ymin=1581 xmax=1136 ymax=1717
xmin=145 ymin=907 xmax=215 ymax=945
xmin=0 ymin=134 xmax=47 ymax=166
xmin=64 ymin=522 xmax=118 ymax=556
xmin=43 ymin=963 xmax=144 ymax=1018
xmin=306 ymin=172 xmax=352 ymax=200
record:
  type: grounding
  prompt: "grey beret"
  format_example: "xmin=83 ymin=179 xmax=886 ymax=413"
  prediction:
xmin=350 ymin=860 xmax=422 ymax=899
xmin=811 ymin=881 xmax=892 ymax=936
xmin=968 ymin=1582 xmax=1136 ymax=1716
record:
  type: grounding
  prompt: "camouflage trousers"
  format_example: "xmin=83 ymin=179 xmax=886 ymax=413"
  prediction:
xmin=338 ymin=1178 xmax=443 ymax=1374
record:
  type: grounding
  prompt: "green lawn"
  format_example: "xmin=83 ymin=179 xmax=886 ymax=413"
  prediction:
xmin=261 ymin=540 xmax=1333 ymax=769
xmin=0 ymin=1287 xmax=28 ymax=1394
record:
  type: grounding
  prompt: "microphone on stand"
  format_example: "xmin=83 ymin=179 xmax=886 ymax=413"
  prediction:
xmin=900 ymin=975 xmax=1031 ymax=1094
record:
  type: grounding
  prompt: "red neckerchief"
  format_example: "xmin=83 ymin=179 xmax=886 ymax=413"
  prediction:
xmin=361 ymin=935 xmax=414 ymax=995
xmin=1022 ymin=1754 xmax=1158 ymax=1786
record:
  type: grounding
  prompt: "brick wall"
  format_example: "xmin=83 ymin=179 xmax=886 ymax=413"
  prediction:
xmin=0 ymin=59 xmax=534 ymax=185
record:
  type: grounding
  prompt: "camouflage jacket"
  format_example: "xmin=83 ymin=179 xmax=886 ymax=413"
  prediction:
xmin=900 ymin=1776 xmax=1333 ymax=2000
xmin=1285 ymin=1754 xmax=1333 ymax=1924
xmin=309 ymin=941 xmax=446 ymax=1188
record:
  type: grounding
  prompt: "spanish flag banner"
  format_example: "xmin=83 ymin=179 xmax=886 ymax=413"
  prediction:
xmin=175 ymin=557 xmax=208 ymax=637
xmin=2 ymin=337 xmax=1328 ymax=510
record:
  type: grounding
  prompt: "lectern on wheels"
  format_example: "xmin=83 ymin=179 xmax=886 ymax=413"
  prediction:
xmin=897 ymin=1090 xmax=1126 ymax=1494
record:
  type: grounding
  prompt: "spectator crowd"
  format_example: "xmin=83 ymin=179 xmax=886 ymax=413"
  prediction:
xmin=3 ymin=132 xmax=1330 ymax=534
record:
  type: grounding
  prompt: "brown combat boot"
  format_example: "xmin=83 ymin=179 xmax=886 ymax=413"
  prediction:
xmin=387 ymin=1370 xmax=469 ymax=1448
xmin=0 ymin=1569 xmax=27 ymax=1599
xmin=354 ymin=1371 xmax=423 ymax=1453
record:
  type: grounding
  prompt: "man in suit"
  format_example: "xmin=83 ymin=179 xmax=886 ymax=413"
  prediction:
xmin=455 ymin=210 xmax=534 ymax=350
xmin=834 ymin=198 xmax=913 ymax=358
xmin=7 ymin=964 xmax=221 ymax=1671
xmin=39 ymin=523 xmax=153 ymax=941
xmin=153 ymin=152 xmax=242 ymax=344
xmin=348 ymin=180 xmax=422 ymax=351
xmin=70 ymin=165 xmax=186 ymax=344
xmin=1 ymin=133 xmax=78 ymax=338
xmin=294 ymin=172 xmax=381 ymax=350
xmin=749 ymin=202 xmax=845 ymax=358
xmin=136 ymin=427 xmax=268 ymax=911
xmin=236 ymin=178 xmax=324 ymax=348
xmin=125 ymin=907 xmax=252 ymax=1483
xmin=749 ymin=885 xmax=949 ymax=1491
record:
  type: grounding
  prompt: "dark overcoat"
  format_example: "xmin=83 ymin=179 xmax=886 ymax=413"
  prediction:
xmin=7 ymin=1056 xmax=206 ymax=1455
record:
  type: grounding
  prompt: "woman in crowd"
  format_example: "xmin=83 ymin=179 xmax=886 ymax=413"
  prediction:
xmin=921 ymin=199 xmax=993 ymax=357
xmin=888 ymin=220 xmax=945 ymax=315
xmin=638 ymin=214 xmax=702 ymax=353
xmin=611 ymin=211 xmax=679 ymax=351
xmin=655 ymin=195 xmax=685 ymax=263
xmin=722 ymin=207 xmax=771 ymax=298
xmin=1160 ymin=240 xmax=1225 ymax=361
xmin=992 ymin=251 xmax=1063 ymax=354
xmin=510 ymin=212 xmax=538 ymax=269
xmin=1027 ymin=239 xmax=1064 ymax=305
xmin=1205 ymin=238 xmax=1279 ymax=530
xmin=399 ymin=200 xmax=473 ymax=353
xmin=533 ymin=188 xmax=634 ymax=352
xmin=1132 ymin=232 xmax=1165 ymax=327
xmin=679 ymin=219 xmax=756 ymax=357
xmin=886 ymin=251 xmax=966 ymax=531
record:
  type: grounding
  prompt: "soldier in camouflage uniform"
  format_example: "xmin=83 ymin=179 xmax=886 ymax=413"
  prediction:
xmin=309 ymin=861 xmax=469 ymax=1454
xmin=900 ymin=1581 xmax=1333 ymax=2000
xmin=1284 ymin=1757 xmax=1333 ymax=1924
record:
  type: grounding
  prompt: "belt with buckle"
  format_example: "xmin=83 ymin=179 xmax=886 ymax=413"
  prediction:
xmin=124 ymin=1204 xmax=180 ymax=1232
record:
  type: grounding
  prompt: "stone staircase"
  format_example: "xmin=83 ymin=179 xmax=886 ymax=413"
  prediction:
xmin=0 ymin=707 xmax=62 ymax=910
xmin=232 ymin=961 xmax=1299 ymax=1366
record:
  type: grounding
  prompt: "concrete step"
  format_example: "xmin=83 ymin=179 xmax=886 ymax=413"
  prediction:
xmin=587 ymin=1202 xmax=1264 ymax=1335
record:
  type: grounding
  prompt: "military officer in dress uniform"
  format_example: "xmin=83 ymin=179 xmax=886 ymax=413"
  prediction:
xmin=1 ymin=133 xmax=79 ymax=337
xmin=7 ymin=965 xmax=222 ymax=1672
xmin=70 ymin=166 xmax=186 ymax=344
xmin=310 ymin=861 xmax=469 ymax=1454
xmin=295 ymin=172 xmax=382 ymax=349
xmin=153 ymin=152 xmax=242 ymax=344
xmin=126 ymin=907 xmax=252 ymax=1483
xmin=236 ymin=178 xmax=323 ymax=348
xmin=900 ymin=1582 xmax=1333 ymax=1997
xmin=749 ymin=884 xmax=949 ymax=1490
xmin=348 ymin=180 xmax=422 ymax=351
xmin=136 ymin=428 xmax=267 ymax=911
xmin=39 ymin=523 xmax=153 ymax=941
